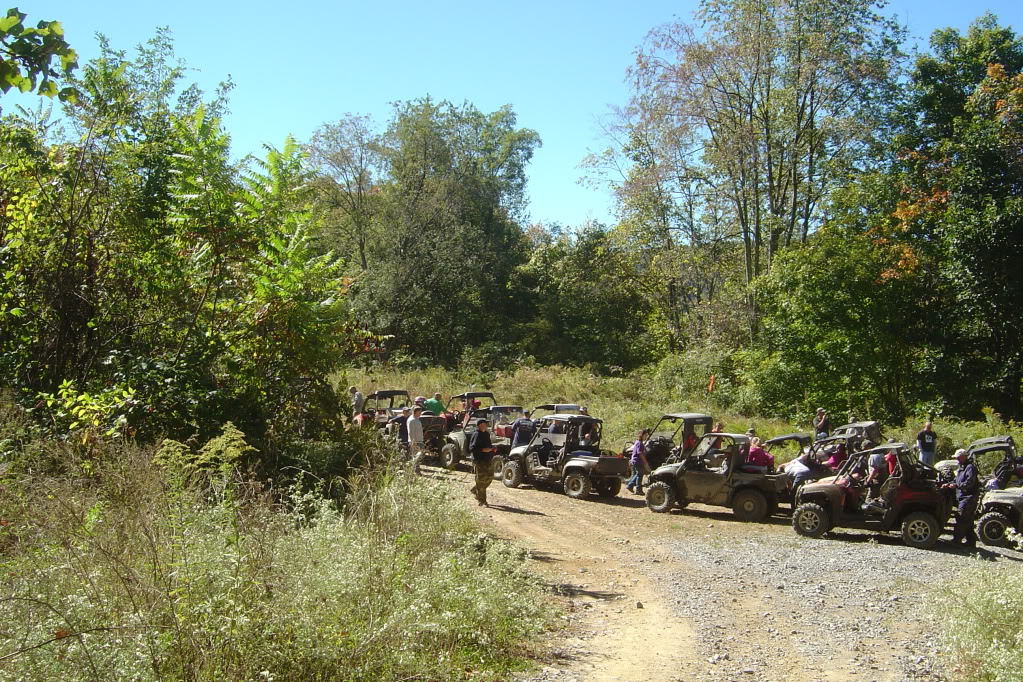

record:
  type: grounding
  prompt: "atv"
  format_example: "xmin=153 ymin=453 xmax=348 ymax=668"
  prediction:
xmin=975 ymin=485 xmax=1023 ymax=547
xmin=440 ymin=394 xmax=525 ymax=470
xmin=638 ymin=413 xmax=715 ymax=472
xmin=792 ymin=443 xmax=953 ymax=550
xmin=644 ymin=432 xmax=788 ymax=522
xmin=353 ymin=389 xmax=411 ymax=430
xmin=501 ymin=414 xmax=628 ymax=500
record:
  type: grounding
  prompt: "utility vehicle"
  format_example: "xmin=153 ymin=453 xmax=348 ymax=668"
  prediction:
xmin=501 ymin=414 xmax=627 ymax=500
xmin=439 ymin=396 xmax=525 ymax=470
xmin=792 ymin=443 xmax=952 ymax=549
xmin=353 ymin=390 xmax=411 ymax=430
xmin=638 ymin=413 xmax=715 ymax=472
xmin=975 ymin=484 xmax=1023 ymax=547
xmin=644 ymin=432 xmax=788 ymax=522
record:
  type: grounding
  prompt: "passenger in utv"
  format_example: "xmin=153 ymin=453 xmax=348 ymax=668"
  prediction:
xmin=745 ymin=437 xmax=774 ymax=470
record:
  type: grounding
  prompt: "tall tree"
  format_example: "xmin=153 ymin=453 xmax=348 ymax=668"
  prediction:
xmin=592 ymin=0 xmax=904 ymax=342
xmin=307 ymin=114 xmax=384 ymax=271
xmin=891 ymin=15 xmax=1023 ymax=418
xmin=352 ymin=98 xmax=540 ymax=364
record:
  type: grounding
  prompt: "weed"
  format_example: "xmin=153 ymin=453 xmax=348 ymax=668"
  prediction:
xmin=0 ymin=426 xmax=552 ymax=680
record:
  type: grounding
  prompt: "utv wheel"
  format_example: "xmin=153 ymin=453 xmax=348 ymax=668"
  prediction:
xmin=491 ymin=455 xmax=504 ymax=480
xmin=564 ymin=472 xmax=592 ymax=499
xmin=976 ymin=511 xmax=1012 ymax=547
xmin=645 ymin=481 xmax=676 ymax=513
xmin=732 ymin=489 xmax=769 ymax=522
xmin=901 ymin=511 xmax=940 ymax=550
xmin=595 ymin=477 xmax=622 ymax=498
xmin=502 ymin=461 xmax=524 ymax=489
xmin=440 ymin=443 xmax=460 ymax=470
xmin=792 ymin=503 xmax=829 ymax=538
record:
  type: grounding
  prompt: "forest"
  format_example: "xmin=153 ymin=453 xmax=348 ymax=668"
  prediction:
xmin=4 ymin=5 xmax=1023 ymax=440
xmin=1 ymin=1 xmax=1023 ymax=680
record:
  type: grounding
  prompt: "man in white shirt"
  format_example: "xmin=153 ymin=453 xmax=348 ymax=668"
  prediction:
xmin=407 ymin=406 xmax=425 ymax=474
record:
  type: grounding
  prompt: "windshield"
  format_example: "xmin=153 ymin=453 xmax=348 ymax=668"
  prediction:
xmin=490 ymin=406 xmax=525 ymax=425
xmin=377 ymin=394 xmax=409 ymax=410
xmin=692 ymin=433 xmax=734 ymax=459
xmin=767 ymin=437 xmax=807 ymax=464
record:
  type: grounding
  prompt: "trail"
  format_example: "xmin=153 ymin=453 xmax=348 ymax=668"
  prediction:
xmin=428 ymin=464 xmax=1021 ymax=681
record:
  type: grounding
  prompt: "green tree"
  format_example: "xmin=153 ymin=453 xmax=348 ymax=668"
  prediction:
xmin=514 ymin=224 xmax=654 ymax=370
xmin=352 ymin=98 xmax=540 ymax=364
xmin=890 ymin=15 xmax=1023 ymax=418
xmin=752 ymin=222 xmax=925 ymax=421
xmin=591 ymin=0 xmax=904 ymax=341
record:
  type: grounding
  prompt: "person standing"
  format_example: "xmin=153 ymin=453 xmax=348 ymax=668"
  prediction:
xmin=469 ymin=419 xmax=497 ymax=506
xmin=350 ymin=386 xmax=365 ymax=419
xmin=916 ymin=421 xmax=938 ymax=467
xmin=626 ymin=430 xmax=649 ymax=495
xmin=389 ymin=407 xmax=411 ymax=455
xmin=407 ymin=406 xmax=425 ymax=474
xmin=424 ymin=392 xmax=445 ymax=416
xmin=510 ymin=410 xmax=535 ymax=448
xmin=945 ymin=448 xmax=980 ymax=547
xmin=813 ymin=408 xmax=831 ymax=439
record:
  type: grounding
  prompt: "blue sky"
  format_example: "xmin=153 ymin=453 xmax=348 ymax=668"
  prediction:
xmin=18 ymin=1 xmax=1023 ymax=227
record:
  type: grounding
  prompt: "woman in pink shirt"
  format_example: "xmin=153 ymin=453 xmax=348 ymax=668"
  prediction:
xmin=746 ymin=437 xmax=775 ymax=468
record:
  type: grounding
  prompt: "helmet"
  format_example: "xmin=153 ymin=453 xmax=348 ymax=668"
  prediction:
xmin=414 ymin=396 xmax=425 ymax=405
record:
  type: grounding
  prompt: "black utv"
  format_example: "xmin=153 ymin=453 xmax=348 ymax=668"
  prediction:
xmin=501 ymin=414 xmax=628 ymax=500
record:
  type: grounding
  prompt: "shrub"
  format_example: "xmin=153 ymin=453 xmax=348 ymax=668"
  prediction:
xmin=0 ymin=430 xmax=551 ymax=681
xmin=936 ymin=562 xmax=1023 ymax=681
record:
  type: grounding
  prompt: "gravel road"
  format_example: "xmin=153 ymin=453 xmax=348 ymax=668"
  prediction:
xmin=427 ymin=464 xmax=1022 ymax=682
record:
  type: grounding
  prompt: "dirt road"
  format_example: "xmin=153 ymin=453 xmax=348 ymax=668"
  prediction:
xmin=427 ymin=465 xmax=1023 ymax=682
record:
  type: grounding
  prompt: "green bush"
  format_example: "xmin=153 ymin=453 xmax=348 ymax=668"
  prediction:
xmin=0 ymin=430 xmax=551 ymax=681
xmin=936 ymin=562 xmax=1023 ymax=681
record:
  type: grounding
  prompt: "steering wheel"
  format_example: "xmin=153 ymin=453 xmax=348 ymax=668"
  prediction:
xmin=541 ymin=438 xmax=553 ymax=447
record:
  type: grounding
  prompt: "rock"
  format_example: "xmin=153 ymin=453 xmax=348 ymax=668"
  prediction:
xmin=636 ymin=601 xmax=644 ymax=609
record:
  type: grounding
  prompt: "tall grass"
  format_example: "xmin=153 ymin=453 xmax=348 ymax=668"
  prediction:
xmin=936 ymin=560 xmax=1023 ymax=681
xmin=0 ymin=425 xmax=550 ymax=680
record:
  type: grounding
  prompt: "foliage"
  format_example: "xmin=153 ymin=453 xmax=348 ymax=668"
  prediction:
xmin=0 ymin=7 xmax=77 ymax=102
xmin=0 ymin=34 xmax=361 ymax=451
xmin=0 ymin=427 xmax=551 ymax=681
xmin=936 ymin=562 xmax=1023 ymax=681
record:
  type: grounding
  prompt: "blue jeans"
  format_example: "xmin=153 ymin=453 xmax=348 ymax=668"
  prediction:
xmin=919 ymin=450 xmax=935 ymax=467
xmin=627 ymin=462 xmax=644 ymax=490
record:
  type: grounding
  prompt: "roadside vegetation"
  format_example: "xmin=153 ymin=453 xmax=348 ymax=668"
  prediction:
xmin=0 ymin=402 xmax=550 ymax=680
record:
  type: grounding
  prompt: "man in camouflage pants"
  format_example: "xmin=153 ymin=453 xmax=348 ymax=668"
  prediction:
xmin=469 ymin=418 xmax=496 ymax=506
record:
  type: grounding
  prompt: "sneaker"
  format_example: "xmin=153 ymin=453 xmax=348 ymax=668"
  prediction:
xmin=626 ymin=485 xmax=635 ymax=493
xmin=635 ymin=488 xmax=644 ymax=496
